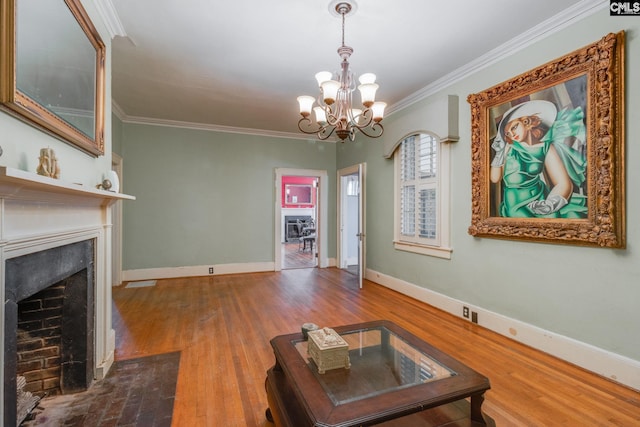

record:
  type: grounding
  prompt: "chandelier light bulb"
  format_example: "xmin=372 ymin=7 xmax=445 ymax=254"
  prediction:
xmin=358 ymin=83 xmax=378 ymax=107
xmin=358 ymin=73 xmax=376 ymax=84
xmin=315 ymin=71 xmax=333 ymax=86
xmin=314 ymin=106 xmax=327 ymax=123
xmin=297 ymin=95 xmax=316 ymax=117
xmin=371 ymin=101 xmax=386 ymax=122
xmin=321 ymin=80 xmax=341 ymax=105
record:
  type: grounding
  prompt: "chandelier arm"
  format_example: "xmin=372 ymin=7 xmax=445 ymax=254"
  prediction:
xmin=317 ymin=126 xmax=337 ymax=140
xmin=324 ymin=107 xmax=342 ymax=127
xmin=316 ymin=93 xmax=328 ymax=108
xmin=354 ymin=122 xmax=384 ymax=139
xmin=298 ymin=116 xmax=338 ymax=140
xmin=353 ymin=107 xmax=374 ymax=128
xmin=346 ymin=108 xmax=355 ymax=125
xmin=315 ymin=99 xmax=343 ymax=127
xmin=345 ymin=92 xmax=355 ymax=122
xmin=298 ymin=117 xmax=324 ymax=134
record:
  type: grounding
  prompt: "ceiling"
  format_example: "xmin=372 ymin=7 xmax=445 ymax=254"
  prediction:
xmin=109 ymin=0 xmax=601 ymax=138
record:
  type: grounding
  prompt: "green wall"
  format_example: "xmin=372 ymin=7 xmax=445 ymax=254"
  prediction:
xmin=338 ymin=11 xmax=640 ymax=362
xmin=112 ymin=112 xmax=124 ymax=156
xmin=119 ymin=124 xmax=337 ymax=269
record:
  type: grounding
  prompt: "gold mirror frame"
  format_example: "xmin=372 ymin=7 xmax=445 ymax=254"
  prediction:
xmin=0 ymin=0 xmax=105 ymax=156
xmin=467 ymin=32 xmax=625 ymax=248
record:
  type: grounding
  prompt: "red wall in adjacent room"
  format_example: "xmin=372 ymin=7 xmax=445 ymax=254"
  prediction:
xmin=282 ymin=176 xmax=317 ymax=208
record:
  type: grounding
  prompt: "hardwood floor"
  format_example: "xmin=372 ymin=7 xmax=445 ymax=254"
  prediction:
xmin=281 ymin=241 xmax=316 ymax=269
xmin=112 ymin=268 xmax=640 ymax=426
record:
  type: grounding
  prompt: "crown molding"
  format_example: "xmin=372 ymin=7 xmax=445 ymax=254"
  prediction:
xmin=110 ymin=0 xmax=607 ymax=138
xmin=111 ymin=101 xmax=127 ymax=121
xmin=93 ymin=0 xmax=127 ymax=38
xmin=387 ymin=0 xmax=608 ymax=116
xmin=116 ymin=112 xmax=313 ymax=141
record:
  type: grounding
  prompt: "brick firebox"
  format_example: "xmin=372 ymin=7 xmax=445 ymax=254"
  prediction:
xmin=5 ymin=240 xmax=95 ymax=425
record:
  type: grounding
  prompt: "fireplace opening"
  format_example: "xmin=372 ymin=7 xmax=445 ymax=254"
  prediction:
xmin=4 ymin=240 xmax=95 ymax=426
xmin=284 ymin=215 xmax=312 ymax=242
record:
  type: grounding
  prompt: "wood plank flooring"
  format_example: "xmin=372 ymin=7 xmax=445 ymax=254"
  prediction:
xmin=281 ymin=242 xmax=316 ymax=269
xmin=112 ymin=268 xmax=640 ymax=426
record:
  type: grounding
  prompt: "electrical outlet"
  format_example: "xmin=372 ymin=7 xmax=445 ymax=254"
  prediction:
xmin=208 ymin=267 xmax=214 ymax=274
xmin=462 ymin=306 xmax=470 ymax=318
xmin=471 ymin=311 xmax=478 ymax=324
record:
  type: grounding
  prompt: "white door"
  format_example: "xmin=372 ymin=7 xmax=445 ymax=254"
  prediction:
xmin=338 ymin=164 xmax=365 ymax=288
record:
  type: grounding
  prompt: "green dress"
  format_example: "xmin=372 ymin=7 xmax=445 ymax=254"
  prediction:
xmin=499 ymin=107 xmax=587 ymax=218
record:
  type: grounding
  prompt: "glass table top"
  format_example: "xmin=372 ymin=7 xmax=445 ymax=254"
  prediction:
xmin=293 ymin=325 xmax=456 ymax=405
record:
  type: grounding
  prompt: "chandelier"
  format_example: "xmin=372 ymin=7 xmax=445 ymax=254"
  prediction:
xmin=297 ymin=1 xmax=386 ymax=142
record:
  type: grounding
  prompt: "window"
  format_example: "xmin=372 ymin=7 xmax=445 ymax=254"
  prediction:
xmin=394 ymin=132 xmax=452 ymax=259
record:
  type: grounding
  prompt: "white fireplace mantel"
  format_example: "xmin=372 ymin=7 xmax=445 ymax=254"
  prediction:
xmin=0 ymin=166 xmax=135 ymax=206
xmin=1 ymin=166 xmax=135 ymax=421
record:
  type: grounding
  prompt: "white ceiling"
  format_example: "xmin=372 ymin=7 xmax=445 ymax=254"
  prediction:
xmin=109 ymin=0 xmax=603 ymax=137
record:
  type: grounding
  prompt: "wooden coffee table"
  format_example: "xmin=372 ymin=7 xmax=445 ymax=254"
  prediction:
xmin=265 ymin=320 xmax=493 ymax=426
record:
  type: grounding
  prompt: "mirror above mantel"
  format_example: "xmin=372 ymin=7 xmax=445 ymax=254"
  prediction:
xmin=0 ymin=0 xmax=106 ymax=156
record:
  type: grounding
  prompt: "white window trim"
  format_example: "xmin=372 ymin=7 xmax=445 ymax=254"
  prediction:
xmin=393 ymin=133 xmax=452 ymax=260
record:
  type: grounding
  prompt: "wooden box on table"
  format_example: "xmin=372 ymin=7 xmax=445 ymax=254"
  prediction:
xmin=306 ymin=327 xmax=350 ymax=374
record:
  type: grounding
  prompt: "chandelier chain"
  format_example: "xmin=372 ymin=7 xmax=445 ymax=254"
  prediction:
xmin=341 ymin=9 xmax=345 ymax=47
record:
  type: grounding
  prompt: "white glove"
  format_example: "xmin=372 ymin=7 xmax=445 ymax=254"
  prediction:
xmin=527 ymin=195 xmax=568 ymax=215
xmin=491 ymin=136 xmax=507 ymax=167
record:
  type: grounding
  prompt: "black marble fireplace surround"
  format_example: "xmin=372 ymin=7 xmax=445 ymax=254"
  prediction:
xmin=4 ymin=240 xmax=95 ymax=427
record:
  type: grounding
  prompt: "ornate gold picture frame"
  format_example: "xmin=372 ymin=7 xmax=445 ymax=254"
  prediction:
xmin=0 ymin=0 xmax=105 ymax=156
xmin=467 ymin=32 xmax=625 ymax=248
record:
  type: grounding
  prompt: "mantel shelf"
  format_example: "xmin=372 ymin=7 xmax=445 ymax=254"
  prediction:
xmin=0 ymin=166 xmax=135 ymax=205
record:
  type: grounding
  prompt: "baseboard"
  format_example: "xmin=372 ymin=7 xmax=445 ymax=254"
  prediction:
xmin=123 ymin=262 xmax=275 ymax=282
xmin=365 ymin=268 xmax=640 ymax=392
xmin=95 ymin=329 xmax=115 ymax=381
xmin=123 ymin=259 xmax=339 ymax=281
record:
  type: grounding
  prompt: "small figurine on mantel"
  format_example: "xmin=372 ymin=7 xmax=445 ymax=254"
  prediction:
xmin=96 ymin=171 xmax=119 ymax=192
xmin=36 ymin=147 xmax=60 ymax=179
xmin=96 ymin=178 xmax=112 ymax=191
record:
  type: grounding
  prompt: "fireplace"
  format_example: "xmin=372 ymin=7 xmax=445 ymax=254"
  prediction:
xmin=0 ymin=167 xmax=134 ymax=427
xmin=5 ymin=240 xmax=95 ymax=425
xmin=284 ymin=215 xmax=312 ymax=242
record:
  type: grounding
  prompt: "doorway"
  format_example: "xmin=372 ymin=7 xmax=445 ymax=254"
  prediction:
xmin=338 ymin=164 xmax=365 ymax=288
xmin=275 ymin=168 xmax=328 ymax=271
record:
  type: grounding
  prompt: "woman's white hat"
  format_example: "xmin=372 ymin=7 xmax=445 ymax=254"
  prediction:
xmin=497 ymin=100 xmax=557 ymax=141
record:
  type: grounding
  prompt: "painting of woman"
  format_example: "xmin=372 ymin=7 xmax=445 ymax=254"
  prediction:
xmin=489 ymin=99 xmax=587 ymax=218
